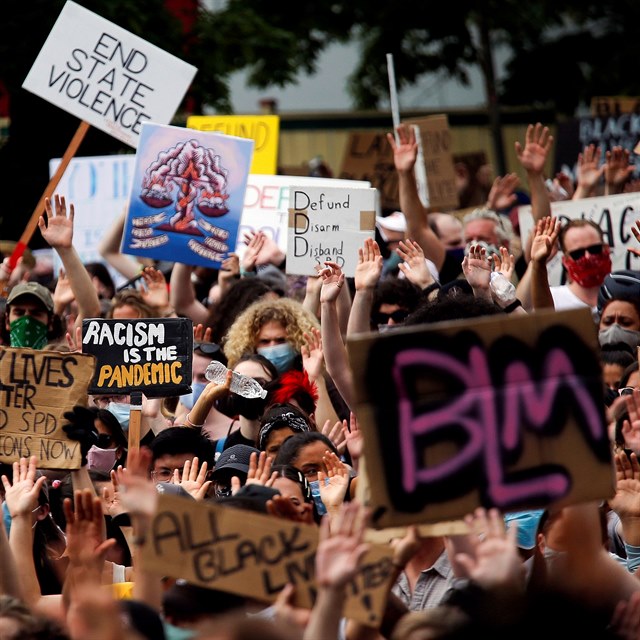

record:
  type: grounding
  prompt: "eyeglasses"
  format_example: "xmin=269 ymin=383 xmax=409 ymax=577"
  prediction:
xmin=372 ymin=309 xmax=409 ymax=325
xmin=194 ymin=342 xmax=221 ymax=355
xmin=619 ymin=387 xmax=637 ymax=396
xmin=151 ymin=467 xmax=184 ymax=482
xmin=567 ymin=243 xmax=604 ymax=261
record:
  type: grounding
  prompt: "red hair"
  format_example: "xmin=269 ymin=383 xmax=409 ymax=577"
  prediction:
xmin=270 ymin=370 xmax=318 ymax=416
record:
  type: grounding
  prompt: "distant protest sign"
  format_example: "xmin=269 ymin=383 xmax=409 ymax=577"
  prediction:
xmin=143 ymin=494 xmax=395 ymax=626
xmin=82 ymin=318 xmax=192 ymax=397
xmin=340 ymin=132 xmax=398 ymax=210
xmin=347 ymin=309 xmax=612 ymax=528
xmin=188 ymin=115 xmax=279 ymax=175
xmin=518 ymin=192 xmax=640 ymax=286
xmin=405 ymin=115 xmax=459 ymax=211
xmin=0 ymin=348 xmax=95 ymax=469
xmin=121 ymin=123 xmax=253 ymax=268
xmin=287 ymin=186 xmax=377 ymax=277
xmin=22 ymin=1 xmax=197 ymax=148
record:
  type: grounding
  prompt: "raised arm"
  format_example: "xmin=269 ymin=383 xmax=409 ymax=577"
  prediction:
xmin=169 ymin=262 xmax=208 ymax=324
xmin=98 ymin=207 xmax=142 ymax=280
xmin=529 ymin=216 xmax=561 ymax=311
xmin=573 ymin=145 xmax=604 ymax=200
xmin=39 ymin=195 xmax=101 ymax=325
xmin=515 ymin=122 xmax=554 ymax=222
xmin=605 ymin=146 xmax=634 ymax=196
xmin=387 ymin=124 xmax=447 ymax=270
xmin=347 ymin=238 xmax=383 ymax=336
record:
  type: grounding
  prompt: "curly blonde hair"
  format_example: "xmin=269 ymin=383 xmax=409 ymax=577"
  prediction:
xmin=223 ymin=297 xmax=319 ymax=367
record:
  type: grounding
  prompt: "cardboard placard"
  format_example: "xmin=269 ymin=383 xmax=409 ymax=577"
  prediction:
xmin=22 ymin=1 xmax=196 ymax=149
xmin=518 ymin=192 xmax=640 ymax=286
xmin=121 ymin=123 xmax=253 ymax=268
xmin=0 ymin=348 xmax=95 ymax=469
xmin=82 ymin=318 xmax=192 ymax=397
xmin=142 ymin=494 xmax=395 ymax=627
xmin=591 ymin=96 xmax=640 ymax=117
xmin=187 ymin=115 xmax=280 ymax=175
xmin=339 ymin=132 xmax=398 ymax=211
xmin=286 ymin=186 xmax=377 ymax=277
xmin=347 ymin=309 xmax=612 ymax=529
xmin=405 ymin=115 xmax=459 ymax=211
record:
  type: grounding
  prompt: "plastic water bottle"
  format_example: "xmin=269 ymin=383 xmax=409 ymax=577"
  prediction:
xmin=490 ymin=271 xmax=516 ymax=305
xmin=205 ymin=361 xmax=267 ymax=399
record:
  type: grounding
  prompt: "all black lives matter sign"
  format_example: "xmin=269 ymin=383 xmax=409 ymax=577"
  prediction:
xmin=82 ymin=318 xmax=193 ymax=397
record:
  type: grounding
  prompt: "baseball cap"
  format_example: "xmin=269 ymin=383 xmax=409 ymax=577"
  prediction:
xmin=6 ymin=282 xmax=54 ymax=313
xmin=376 ymin=211 xmax=407 ymax=241
xmin=211 ymin=444 xmax=258 ymax=480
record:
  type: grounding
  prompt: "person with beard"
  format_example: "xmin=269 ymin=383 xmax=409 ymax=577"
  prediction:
xmin=202 ymin=354 xmax=278 ymax=456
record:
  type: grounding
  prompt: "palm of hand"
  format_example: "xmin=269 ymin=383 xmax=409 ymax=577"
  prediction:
xmin=141 ymin=284 xmax=168 ymax=308
xmin=520 ymin=144 xmax=546 ymax=173
xmin=316 ymin=536 xmax=362 ymax=587
xmin=43 ymin=217 xmax=73 ymax=248
xmin=578 ymin=162 xmax=602 ymax=187
xmin=394 ymin=145 xmax=417 ymax=172
xmin=346 ymin=431 xmax=363 ymax=459
xmin=471 ymin=539 xmax=522 ymax=588
xmin=302 ymin=349 xmax=323 ymax=379
xmin=464 ymin=258 xmax=490 ymax=288
xmin=319 ymin=475 xmax=348 ymax=507
xmin=355 ymin=261 xmax=381 ymax=290
xmin=531 ymin=236 xmax=552 ymax=263
xmin=6 ymin=481 xmax=37 ymax=515
xmin=611 ymin=479 xmax=640 ymax=518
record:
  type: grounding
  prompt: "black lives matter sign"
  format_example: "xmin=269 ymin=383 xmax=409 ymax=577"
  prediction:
xmin=0 ymin=348 xmax=95 ymax=469
xmin=82 ymin=318 xmax=192 ymax=397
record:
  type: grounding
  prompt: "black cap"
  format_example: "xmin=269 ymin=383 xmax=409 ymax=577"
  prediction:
xmin=211 ymin=444 xmax=258 ymax=480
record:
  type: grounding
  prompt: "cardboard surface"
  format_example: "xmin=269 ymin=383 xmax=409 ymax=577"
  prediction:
xmin=22 ymin=1 xmax=196 ymax=148
xmin=518 ymin=192 xmax=640 ymax=286
xmin=121 ymin=123 xmax=253 ymax=268
xmin=0 ymin=348 xmax=95 ymax=469
xmin=82 ymin=318 xmax=192 ymax=397
xmin=286 ymin=186 xmax=376 ymax=277
xmin=339 ymin=132 xmax=398 ymax=211
xmin=188 ymin=115 xmax=280 ymax=175
xmin=142 ymin=495 xmax=395 ymax=627
xmin=405 ymin=115 xmax=459 ymax=211
xmin=347 ymin=309 xmax=613 ymax=528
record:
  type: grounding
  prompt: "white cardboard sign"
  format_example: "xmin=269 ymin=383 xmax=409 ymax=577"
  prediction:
xmin=23 ymin=1 xmax=197 ymax=148
xmin=287 ymin=186 xmax=377 ymax=277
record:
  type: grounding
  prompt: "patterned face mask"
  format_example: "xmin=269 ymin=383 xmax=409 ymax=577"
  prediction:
xmin=10 ymin=315 xmax=48 ymax=350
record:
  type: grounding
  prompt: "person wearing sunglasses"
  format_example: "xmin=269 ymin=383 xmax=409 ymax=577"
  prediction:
xmin=549 ymin=219 xmax=612 ymax=315
xmin=86 ymin=407 xmax=128 ymax=473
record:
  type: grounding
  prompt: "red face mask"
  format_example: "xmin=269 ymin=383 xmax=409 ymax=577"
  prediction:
xmin=562 ymin=248 xmax=611 ymax=288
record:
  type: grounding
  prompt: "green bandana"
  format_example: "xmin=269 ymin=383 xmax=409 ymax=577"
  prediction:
xmin=10 ymin=315 xmax=48 ymax=350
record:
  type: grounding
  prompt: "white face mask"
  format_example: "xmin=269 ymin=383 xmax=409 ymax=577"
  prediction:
xmin=87 ymin=445 xmax=118 ymax=473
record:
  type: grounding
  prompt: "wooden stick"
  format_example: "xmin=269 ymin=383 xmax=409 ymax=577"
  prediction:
xmin=128 ymin=392 xmax=143 ymax=451
xmin=8 ymin=120 xmax=90 ymax=270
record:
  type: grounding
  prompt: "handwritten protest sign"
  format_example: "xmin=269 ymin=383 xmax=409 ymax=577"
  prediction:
xmin=0 ymin=348 xmax=95 ymax=469
xmin=347 ymin=309 xmax=612 ymax=528
xmin=287 ymin=186 xmax=377 ymax=277
xmin=121 ymin=123 xmax=253 ymax=268
xmin=518 ymin=192 xmax=640 ymax=286
xmin=405 ymin=115 xmax=459 ymax=211
xmin=591 ymin=96 xmax=640 ymax=117
xmin=340 ymin=132 xmax=398 ymax=210
xmin=188 ymin=115 xmax=279 ymax=175
xmin=22 ymin=1 xmax=196 ymax=148
xmin=142 ymin=494 xmax=395 ymax=626
xmin=82 ymin=318 xmax=192 ymax=397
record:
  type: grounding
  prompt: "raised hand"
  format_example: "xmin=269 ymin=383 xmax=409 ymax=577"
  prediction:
xmin=605 ymin=146 xmax=634 ymax=193
xmin=576 ymin=144 xmax=605 ymax=194
xmin=354 ymin=237 xmax=383 ymax=292
xmin=321 ymin=420 xmax=346 ymax=454
xmin=386 ymin=124 xmax=418 ymax=174
xmin=53 ymin=268 xmax=75 ymax=311
xmin=318 ymin=451 xmax=350 ymax=513
xmin=515 ymin=123 xmax=553 ymax=175
xmin=342 ymin=411 xmax=364 ymax=464
xmin=622 ymin=389 xmax=640 ymax=454
xmin=245 ymin=451 xmax=278 ymax=488
xmin=491 ymin=246 xmax=516 ymax=282
xmin=315 ymin=501 xmax=370 ymax=589
xmin=1 ymin=456 xmax=47 ymax=518
xmin=454 ymin=507 xmax=525 ymax=591
xmin=609 ymin=451 xmax=640 ymax=523
xmin=193 ymin=323 xmax=213 ymax=344
xmin=241 ymin=231 xmax=265 ymax=272
xmin=172 ymin=456 xmax=211 ymax=501
xmin=266 ymin=494 xmax=314 ymax=524
xmin=117 ymin=448 xmax=157 ymax=519
xmin=219 ymin=253 xmax=240 ymax=289
xmin=65 ymin=326 xmax=83 ymax=353
xmin=530 ymin=216 xmax=561 ymax=265
xmin=486 ymin=173 xmax=520 ymax=211
xmin=301 ymin=327 xmax=324 ymax=382
xmin=462 ymin=244 xmax=492 ymax=299
xmin=319 ymin=261 xmax=345 ymax=304
xmin=39 ymin=194 xmax=74 ymax=249
xmin=140 ymin=266 xmax=170 ymax=310
xmin=102 ymin=468 xmax=125 ymax=518
xmin=397 ymin=239 xmax=434 ymax=289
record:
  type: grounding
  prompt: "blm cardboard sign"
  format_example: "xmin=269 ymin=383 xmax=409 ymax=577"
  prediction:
xmin=22 ymin=1 xmax=197 ymax=148
xmin=142 ymin=494 xmax=395 ymax=627
xmin=347 ymin=309 xmax=613 ymax=529
xmin=0 ymin=348 xmax=95 ymax=469
xmin=518 ymin=192 xmax=640 ymax=286
xmin=82 ymin=318 xmax=192 ymax=397
xmin=286 ymin=186 xmax=377 ymax=277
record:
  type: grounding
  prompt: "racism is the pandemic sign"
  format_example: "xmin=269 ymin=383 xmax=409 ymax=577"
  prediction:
xmin=82 ymin=318 xmax=192 ymax=397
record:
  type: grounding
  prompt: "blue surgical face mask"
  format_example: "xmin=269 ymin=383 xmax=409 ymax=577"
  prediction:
xmin=383 ymin=251 xmax=403 ymax=275
xmin=257 ymin=342 xmax=297 ymax=374
xmin=179 ymin=381 xmax=207 ymax=410
xmin=308 ymin=479 xmax=328 ymax=516
xmin=107 ymin=402 xmax=130 ymax=431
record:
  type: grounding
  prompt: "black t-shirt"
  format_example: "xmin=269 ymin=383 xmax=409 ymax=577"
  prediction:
xmin=212 ymin=423 xmax=257 ymax=454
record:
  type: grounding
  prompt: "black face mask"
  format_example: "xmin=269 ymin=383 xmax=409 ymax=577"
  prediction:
xmin=216 ymin=393 xmax=268 ymax=420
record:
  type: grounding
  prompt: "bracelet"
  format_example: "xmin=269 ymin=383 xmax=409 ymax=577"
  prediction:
xmin=185 ymin=413 xmax=203 ymax=428
xmin=503 ymin=299 xmax=522 ymax=314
